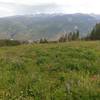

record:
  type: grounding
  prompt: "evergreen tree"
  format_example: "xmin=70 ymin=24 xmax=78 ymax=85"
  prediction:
xmin=90 ymin=23 xmax=100 ymax=40
xmin=72 ymin=32 xmax=76 ymax=40
xmin=76 ymin=29 xmax=80 ymax=39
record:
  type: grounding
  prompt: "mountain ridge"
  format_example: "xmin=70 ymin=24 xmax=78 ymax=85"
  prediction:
xmin=0 ymin=13 xmax=99 ymax=40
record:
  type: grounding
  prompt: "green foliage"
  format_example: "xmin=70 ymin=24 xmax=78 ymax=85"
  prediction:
xmin=0 ymin=41 xmax=100 ymax=100
xmin=89 ymin=23 xmax=100 ymax=40
xmin=0 ymin=40 xmax=21 ymax=47
xmin=39 ymin=38 xmax=48 ymax=43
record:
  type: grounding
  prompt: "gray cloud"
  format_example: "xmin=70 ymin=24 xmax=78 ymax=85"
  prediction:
xmin=0 ymin=2 xmax=65 ymax=16
xmin=0 ymin=1 xmax=100 ymax=17
xmin=15 ymin=3 xmax=62 ymax=14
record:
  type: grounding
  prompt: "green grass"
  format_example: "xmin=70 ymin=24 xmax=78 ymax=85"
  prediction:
xmin=0 ymin=41 xmax=100 ymax=100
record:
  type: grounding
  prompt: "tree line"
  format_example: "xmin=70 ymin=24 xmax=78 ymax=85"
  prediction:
xmin=0 ymin=23 xmax=100 ymax=46
xmin=39 ymin=23 xmax=100 ymax=43
xmin=58 ymin=30 xmax=79 ymax=42
xmin=84 ymin=23 xmax=100 ymax=40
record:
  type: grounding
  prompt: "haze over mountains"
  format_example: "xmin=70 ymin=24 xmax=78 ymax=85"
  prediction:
xmin=0 ymin=13 xmax=100 ymax=40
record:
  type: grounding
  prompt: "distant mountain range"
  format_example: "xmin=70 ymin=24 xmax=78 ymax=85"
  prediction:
xmin=0 ymin=13 xmax=100 ymax=40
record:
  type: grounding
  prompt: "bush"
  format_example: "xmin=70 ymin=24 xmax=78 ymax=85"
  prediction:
xmin=0 ymin=39 xmax=21 ymax=46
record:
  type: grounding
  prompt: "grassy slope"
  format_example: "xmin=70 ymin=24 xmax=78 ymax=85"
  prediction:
xmin=0 ymin=41 xmax=100 ymax=100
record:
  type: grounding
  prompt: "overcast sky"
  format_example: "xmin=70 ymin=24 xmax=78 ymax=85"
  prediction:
xmin=0 ymin=0 xmax=100 ymax=17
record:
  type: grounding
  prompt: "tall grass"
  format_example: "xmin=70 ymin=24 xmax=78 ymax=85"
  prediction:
xmin=0 ymin=41 xmax=100 ymax=100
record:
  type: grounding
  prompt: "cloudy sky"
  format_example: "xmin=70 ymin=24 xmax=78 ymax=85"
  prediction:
xmin=0 ymin=0 xmax=100 ymax=17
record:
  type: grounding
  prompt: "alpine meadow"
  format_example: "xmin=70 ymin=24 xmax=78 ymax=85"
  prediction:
xmin=0 ymin=41 xmax=100 ymax=99
xmin=0 ymin=0 xmax=100 ymax=100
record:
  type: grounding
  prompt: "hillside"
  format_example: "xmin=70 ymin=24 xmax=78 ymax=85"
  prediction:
xmin=0 ymin=41 xmax=100 ymax=99
xmin=0 ymin=14 xmax=99 ymax=40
